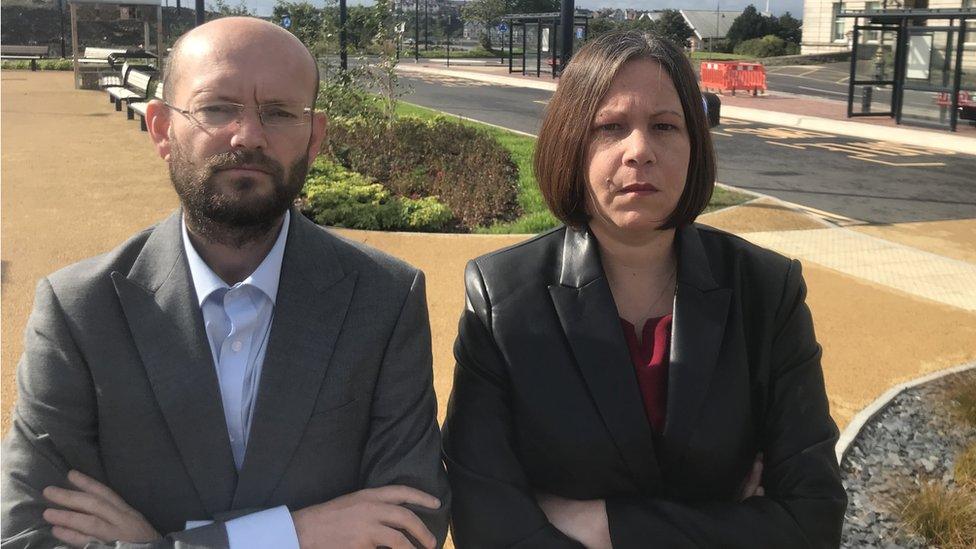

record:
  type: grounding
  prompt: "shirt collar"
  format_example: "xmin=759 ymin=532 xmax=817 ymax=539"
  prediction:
xmin=181 ymin=210 xmax=290 ymax=306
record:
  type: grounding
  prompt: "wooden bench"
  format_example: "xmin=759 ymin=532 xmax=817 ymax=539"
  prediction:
xmin=1 ymin=45 xmax=50 ymax=70
xmin=128 ymin=83 xmax=163 ymax=131
xmin=106 ymin=68 xmax=156 ymax=112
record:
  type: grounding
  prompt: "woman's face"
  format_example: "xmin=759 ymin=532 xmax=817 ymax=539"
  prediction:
xmin=583 ymin=58 xmax=691 ymax=234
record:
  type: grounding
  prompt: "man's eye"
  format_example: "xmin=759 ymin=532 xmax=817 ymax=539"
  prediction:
xmin=197 ymin=104 xmax=238 ymax=115
xmin=265 ymin=107 xmax=298 ymax=119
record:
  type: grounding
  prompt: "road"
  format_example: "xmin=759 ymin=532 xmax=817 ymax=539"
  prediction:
xmin=397 ymin=72 xmax=976 ymax=225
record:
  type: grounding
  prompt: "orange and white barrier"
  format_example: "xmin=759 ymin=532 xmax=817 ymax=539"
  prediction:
xmin=700 ymin=61 xmax=767 ymax=96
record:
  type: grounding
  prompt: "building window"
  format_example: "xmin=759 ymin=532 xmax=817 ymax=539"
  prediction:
xmin=832 ymin=2 xmax=846 ymax=42
xmin=865 ymin=1 xmax=880 ymax=43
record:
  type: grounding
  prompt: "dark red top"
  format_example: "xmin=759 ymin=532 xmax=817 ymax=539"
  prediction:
xmin=619 ymin=314 xmax=673 ymax=434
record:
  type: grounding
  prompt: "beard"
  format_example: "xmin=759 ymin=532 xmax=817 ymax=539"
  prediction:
xmin=168 ymin=141 xmax=309 ymax=248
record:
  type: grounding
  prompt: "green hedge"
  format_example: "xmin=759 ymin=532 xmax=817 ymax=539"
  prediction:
xmin=1 ymin=58 xmax=72 ymax=70
xmin=412 ymin=47 xmax=513 ymax=59
xmin=302 ymin=158 xmax=452 ymax=231
xmin=733 ymin=35 xmax=800 ymax=58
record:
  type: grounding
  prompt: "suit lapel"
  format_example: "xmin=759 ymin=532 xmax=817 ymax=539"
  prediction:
xmin=548 ymin=227 xmax=661 ymax=491
xmin=660 ymin=225 xmax=731 ymax=469
xmin=231 ymin=212 xmax=356 ymax=510
xmin=113 ymin=211 xmax=237 ymax=517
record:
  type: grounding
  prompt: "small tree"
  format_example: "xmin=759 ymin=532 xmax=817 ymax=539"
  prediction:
xmin=726 ymin=5 xmax=779 ymax=47
xmin=207 ymin=0 xmax=251 ymax=17
xmin=777 ymin=12 xmax=802 ymax=45
xmin=587 ymin=16 xmax=620 ymax=40
xmin=271 ymin=1 xmax=325 ymax=53
xmin=652 ymin=10 xmax=695 ymax=49
xmin=462 ymin=0 xmax=507 ymax=51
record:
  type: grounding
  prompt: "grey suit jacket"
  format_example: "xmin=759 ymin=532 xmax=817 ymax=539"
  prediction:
xmin=1 ymin=210 xmax=450 ymax=548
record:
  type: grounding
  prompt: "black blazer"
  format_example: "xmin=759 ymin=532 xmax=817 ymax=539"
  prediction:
xmin=442 ymin=224 xmax=846 ymax=548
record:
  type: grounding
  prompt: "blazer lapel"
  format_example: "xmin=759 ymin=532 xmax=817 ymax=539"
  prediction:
xmin=112 ymin=211 xmax=237 ymax=517
xmin=231 ymin=212 xmax=356 ymax=510
xmin=548 ymin=227 xmax=661 ymax=491
xmin=661 ymin=225 xmax=732 ymax=469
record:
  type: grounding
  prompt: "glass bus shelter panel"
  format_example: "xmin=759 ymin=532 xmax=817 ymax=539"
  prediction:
xmin=854 ymin=83 xmax=897 ymax=114
xmin=960 ymin=38 xmax=976 ymax=128
xmin=905 ymin=28 xmax=955 ymax=88
xmin=522 ymin=24 xmax=539 ymax=75
xmin=524 ymin=25 xmax=539 ymax=54
xmin=850 ymin=26 xmax=900 ymax=116
xmin=854 ymin=28 xmax=899 ymax=82
xmin=900 ymin=28 xmax=957 ymax=128
xmin=899 ymin=88 xmax=955 ymax=124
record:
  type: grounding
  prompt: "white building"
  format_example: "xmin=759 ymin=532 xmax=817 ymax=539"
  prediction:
xmin=801 ymin=0 xmax=975 ymax=53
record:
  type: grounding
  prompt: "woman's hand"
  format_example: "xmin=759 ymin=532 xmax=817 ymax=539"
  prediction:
xmin=536 ymin=493 xmax=612 ymax=549
xmin=738 ymin=453 xmax=765 ymax=501
xmin=42 ymin=470 xmax=161 ymax=548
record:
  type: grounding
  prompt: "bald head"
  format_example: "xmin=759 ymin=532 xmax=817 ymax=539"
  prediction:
xmin=163 ymin=17 xmax=319 ymax=106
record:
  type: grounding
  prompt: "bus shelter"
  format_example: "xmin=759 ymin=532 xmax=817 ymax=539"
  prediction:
xmin=502 ymin=12 xmax=590 ymax=78
xmin=68 ymin=0 xmax=163 ymax=89
xmin=839 ymin=7 xmax=975 ymax=131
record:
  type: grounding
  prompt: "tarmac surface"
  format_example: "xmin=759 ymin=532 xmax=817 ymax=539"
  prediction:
xmin=398 ymin=72 xmax=976 ymax=225
xmin=3 ymin=70 xmax=976 ymax=443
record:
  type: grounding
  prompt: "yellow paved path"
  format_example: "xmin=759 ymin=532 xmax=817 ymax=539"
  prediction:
xmin=4 ymin=70 xmax=976 ymax=440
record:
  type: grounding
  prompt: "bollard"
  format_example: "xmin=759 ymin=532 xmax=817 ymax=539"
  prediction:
xmin=702 ymin=92 xmax=721 ymax=128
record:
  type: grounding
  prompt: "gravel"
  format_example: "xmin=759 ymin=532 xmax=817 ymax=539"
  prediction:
xmin=839 ymin=367 xmax=976 ymax=548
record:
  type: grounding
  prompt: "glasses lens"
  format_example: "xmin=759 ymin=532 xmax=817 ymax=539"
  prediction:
xmin=260 ymin=103 xmax=310 ymax=126
xmin=194 ymin=103 xmax=242 ymax=127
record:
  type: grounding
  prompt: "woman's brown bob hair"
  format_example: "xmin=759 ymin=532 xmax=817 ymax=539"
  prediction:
xmin=534 ymin=31 xmax=716 ymax=229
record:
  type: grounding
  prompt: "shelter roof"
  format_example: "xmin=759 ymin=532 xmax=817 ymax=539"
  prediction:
xmin=68 ymin=0 xmax=161 ymax=6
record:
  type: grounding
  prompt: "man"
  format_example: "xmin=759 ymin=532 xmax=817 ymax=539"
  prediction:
xmin=2 ymin=17 xmax=449 ymax=548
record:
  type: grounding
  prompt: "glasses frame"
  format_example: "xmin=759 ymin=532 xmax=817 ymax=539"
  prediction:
xmin=163 ymin=101 xmax=315 ymax=129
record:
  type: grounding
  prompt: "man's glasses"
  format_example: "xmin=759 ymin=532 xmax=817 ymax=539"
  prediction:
xmin=165 ymin=101 xmax=313 ymax=128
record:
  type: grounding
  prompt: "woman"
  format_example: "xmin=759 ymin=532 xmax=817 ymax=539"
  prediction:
xmin=442 ymin=31 xmax=847 ymax=548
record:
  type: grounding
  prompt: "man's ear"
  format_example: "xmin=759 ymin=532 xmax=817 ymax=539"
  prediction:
xmin=306 ymin=112 xmax=329 ymax=169
xmin=146 ymin=100 xmax=173 ymax=161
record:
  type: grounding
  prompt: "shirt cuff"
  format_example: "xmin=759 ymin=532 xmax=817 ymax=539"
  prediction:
xmin=223 ymin=506 xmax=300 ymax=549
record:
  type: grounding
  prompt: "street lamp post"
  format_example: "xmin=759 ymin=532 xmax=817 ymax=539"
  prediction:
xmin=446 ymin=14 xmax=451 ymax=67
xmin=424 ymin=0 xmax=429 ymax=51
xmin=195 ymin=0 xmax=203 ymax=25
xmin=414 ymin=0 xmax=420 ymax=61
xmin=58 ymin=0 xmax=67 ymax=58
xmin=560 ymin=0 xmax=573 ymax=68
xmin=339 ymin=0 xmax=347 ymax=70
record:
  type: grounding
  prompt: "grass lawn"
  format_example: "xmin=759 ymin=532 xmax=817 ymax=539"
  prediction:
xmin=395 ymin=100 xmax=751 ymax=234
xmin=413 ymin=48 xmax=514 ymax=59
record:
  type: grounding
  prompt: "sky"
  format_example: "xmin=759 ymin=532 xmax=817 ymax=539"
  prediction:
xmin=232 ymin=0 xmax=805 ymax=18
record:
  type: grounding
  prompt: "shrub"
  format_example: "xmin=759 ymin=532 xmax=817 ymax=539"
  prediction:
xmin=896 ymin=481 xmax=976 ymax=548
xmin=316 ymin=74 xmax=386 ymax=124
xmin=329 ymin=116 xmax=520 ymax=230
xmin=949 ymin=373 xmax=976 ymax=427
xmin=956 ymin=444 xmax=976 ymax=488
xmin=1 ymin=58 xmax=72 ymax=71
xmin=733 ymin=35 xmax=798 ymax=58
xmin=302 ymin=159 xmax=452 ymax=232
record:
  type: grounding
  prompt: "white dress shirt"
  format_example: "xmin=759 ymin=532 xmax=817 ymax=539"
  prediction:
xmin=181 ymin=211 xmax=300 ymax=549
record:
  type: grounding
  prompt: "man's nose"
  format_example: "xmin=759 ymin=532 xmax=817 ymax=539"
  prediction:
xmin=228 ymin=108 xmax=268 ymax=150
